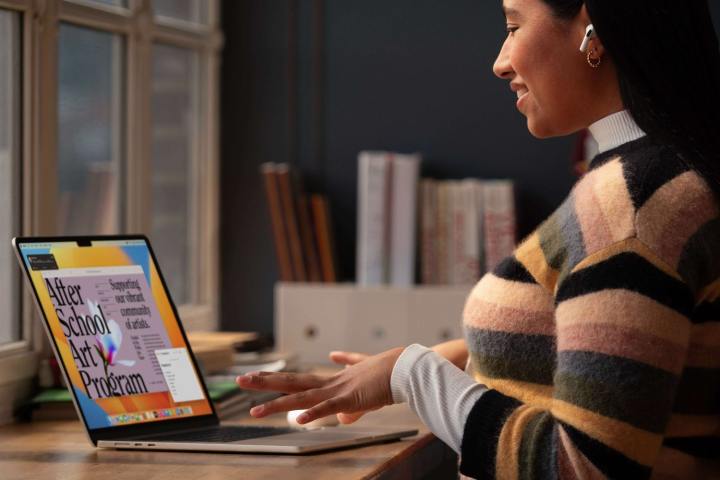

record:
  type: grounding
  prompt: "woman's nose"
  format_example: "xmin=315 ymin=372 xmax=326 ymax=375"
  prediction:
xmin=493 ymin=39 xmax=514 ymax=80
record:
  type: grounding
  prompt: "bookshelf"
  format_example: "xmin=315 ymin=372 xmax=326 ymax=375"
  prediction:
xmin=275 ymin=283 xmax=471 ymax=364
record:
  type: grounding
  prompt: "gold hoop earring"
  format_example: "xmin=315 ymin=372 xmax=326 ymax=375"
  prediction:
xmin=587 ymin=49 xmax=601 ymax=68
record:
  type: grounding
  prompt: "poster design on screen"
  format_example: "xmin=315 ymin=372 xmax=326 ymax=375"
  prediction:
xmin=42 ymin=266 xmax=172 ymax=400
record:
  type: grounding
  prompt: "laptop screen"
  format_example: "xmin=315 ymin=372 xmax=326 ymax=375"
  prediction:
xmin=16 ymin=237 xmax=214 ymax=430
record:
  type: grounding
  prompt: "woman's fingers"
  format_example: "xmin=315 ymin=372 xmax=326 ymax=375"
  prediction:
xmin=236 ymin=371 xmax=325 ymax=394
xmin=328 ymin=351 xmax=368 ymax=366
xmin=297 ymin=396 xmax=353 ymax=424
xmin=249 ymin=389 xmax=325 ymax=418
xmin=337 ymin=404 xmax=384 ymax=424
xmin=337 ymin=411 xmax=366 ymax=424
xmin=240 ymin=347 xmax=403 ymax=422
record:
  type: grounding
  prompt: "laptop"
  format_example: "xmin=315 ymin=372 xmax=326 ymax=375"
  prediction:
xmin=12 ymin=235 xmax=417 ymax=453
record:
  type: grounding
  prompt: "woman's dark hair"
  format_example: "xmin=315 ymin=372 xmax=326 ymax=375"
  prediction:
xmin=543 ymin=0 xmax=720 ymax=196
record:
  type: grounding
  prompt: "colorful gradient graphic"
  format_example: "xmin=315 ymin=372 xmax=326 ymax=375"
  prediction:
xmin=19 ymin=239 xmax=213 ymax=429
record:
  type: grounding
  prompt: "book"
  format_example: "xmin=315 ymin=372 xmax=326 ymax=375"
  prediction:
xmin=204 ymin=379 xmax=252 ymax=419
xmin=24 ymin=388 xmax=77 ymax=421
xmin=356 ymin=151 xmax=392 ymax=285
xmin=419 ymin=177 xmax=517 ymax=285
xmin=187 ymin=331 xmax=259 ymax=374
xmin=190 ymin=343 xmax=235 ymax=374
xmin=449 ymin=181 xmax=463 ymax=284
xmin=261 ymin=164 xmax=337 ymax=284
xmin=475 ymin=180 xmax=486 ymax=274
xmin=482 ymin=180 xmax=516 ymax=272
xmin=310 ymin=194 xmax=338 ymax=283
xmin=260 ymin=163 xmax=294 ymax=282
xmin=447 ymin=181 xmax=464 ymax=284
xmin=388 ymin=153 xmax=421 ymax=287
xmin=435 ymin=181 xmax=450 ymax=285
xmin=288 ymin=167 xmax=322 ymax=283
xmin=297 ymin=193 xmax=323 ymax=282
xmin=453 ymin=179 xmax=481 ymax=284
xmin=186 ymin=331 xmax=258 ymax=349
xmin=276 ymin=164 xmax=307 ymax=282
xmin=420 ymin=179 xmax=438 ymax=284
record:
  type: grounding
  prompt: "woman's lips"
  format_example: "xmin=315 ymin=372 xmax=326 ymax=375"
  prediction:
xmin=516 ymin=89 xmax=529 ymax=109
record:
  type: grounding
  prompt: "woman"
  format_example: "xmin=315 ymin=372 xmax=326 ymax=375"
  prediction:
xmin=237 ymin=0 xmax=720 ymax=477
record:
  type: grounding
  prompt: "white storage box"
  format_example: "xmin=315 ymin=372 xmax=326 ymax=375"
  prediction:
xmin=275 ymin=283 xmax=471 ymax=364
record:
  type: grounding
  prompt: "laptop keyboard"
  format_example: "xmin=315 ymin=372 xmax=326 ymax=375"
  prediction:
xmin=143 ymin=425 xmax=297 ymax=443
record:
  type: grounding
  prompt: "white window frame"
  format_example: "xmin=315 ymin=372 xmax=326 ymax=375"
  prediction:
xmin=0 ymin=0 xmax=221 ymax=408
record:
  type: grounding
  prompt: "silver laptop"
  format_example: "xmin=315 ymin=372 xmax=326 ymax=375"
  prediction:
xmin=13 ymin=235 xmax=417 ymax=453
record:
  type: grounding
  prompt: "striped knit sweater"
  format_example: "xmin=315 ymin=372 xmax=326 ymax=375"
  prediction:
xmin=461 ymin=136 xmax=720 ymax=479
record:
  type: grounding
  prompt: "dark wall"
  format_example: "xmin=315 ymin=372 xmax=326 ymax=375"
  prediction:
xmin=220 ymin=0 xmax=581 ymax=335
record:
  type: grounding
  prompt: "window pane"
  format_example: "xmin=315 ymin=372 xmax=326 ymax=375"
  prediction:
xmin=67 ymin=0 xmax=129 ymax=8
xmin=154 ymin=0 xmax=208 ymax=25
xmin=0 ymin=10 xmax=21 ymax=345
xmin=58 ymin=24 xmax=123 ymax=235
xmin=151 ymin=44 xmax=198 ymax=305
xmin=91 ymin=0 xmax=127 ymax=7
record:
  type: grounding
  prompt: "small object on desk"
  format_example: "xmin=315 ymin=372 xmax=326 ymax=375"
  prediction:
xmin=287 ymin=409 xmax=339 ymax=428
xmin=20 ymin=388 xmax=77 ymax=421
xmin=229 ymin=359 xmax=287 ymax=376
xmin=191 ymin=343 xmax=235 ymax=374
xmin=186 ymin=331 xmax=259 ymax=350
xmin=187 ymin=331 xmax=262 ymax=374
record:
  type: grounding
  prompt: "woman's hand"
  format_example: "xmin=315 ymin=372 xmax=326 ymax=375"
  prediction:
xmin=327 ymin=339 xmax=468 ymax=424
xmin=235 ymin=347 xmax=405 ymax=425
xmin=329 ymin=350 xmax=376 ymax=424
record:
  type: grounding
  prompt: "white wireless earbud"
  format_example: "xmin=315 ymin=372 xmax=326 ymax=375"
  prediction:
xmin=579 ymin=24 xmax=595 ymax=53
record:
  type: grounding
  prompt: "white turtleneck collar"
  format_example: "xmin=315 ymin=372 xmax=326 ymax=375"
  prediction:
xmin=588 ymin=110 xmax=646 ymax=154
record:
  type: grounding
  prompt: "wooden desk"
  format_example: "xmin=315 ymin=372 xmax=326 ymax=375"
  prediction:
xmin=0 ymin=403 xmax=457 ymax=480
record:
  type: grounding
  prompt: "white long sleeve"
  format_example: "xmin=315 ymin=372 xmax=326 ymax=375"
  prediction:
xmin=390 ymin=344 xmax=487 ymax=453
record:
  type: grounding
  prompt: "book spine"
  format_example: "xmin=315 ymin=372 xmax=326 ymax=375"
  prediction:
xmin=289 ymin=166 xmax=322 ymax=282
xmin=482 ymin=180 xmax=517 ymax=272
xmin=276 ymin=164 xmax=307 ymax=282
xmin=356 ymin=151 xmax=391 ymax=285
xmin=455 ymin=179 xmax=480 ymax=284
xmin=475 ymin=180 xmax=486 ymax=275
xmin=436 ymin=182 xmax=449 ymax=285
xmin=447 ymin=181 xmax=461 ymax=285
xmin=297 ymin=192 xmax=323 ymax=283
xmin=420 ymin=179 xmax=438 ymax=284
xmin=310 ymin=194 xmax=338 ymax=283
xmin=260 ymin=163 xmax=294 ymax=282
xmin=388 ymin=153 xmax=421 ymax=287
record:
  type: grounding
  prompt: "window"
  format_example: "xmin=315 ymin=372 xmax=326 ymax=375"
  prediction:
xmin=57 ymin=24 xmax=124 ymax=235
xmin=51 ymin=0 xmax=219 ymax=326
xmin=86 ymin=0 xmax=127 ymax=7
xmin=0 ymin=9 xmax=21 ymax=347
xmin=151 ymin=44 xmax=199 ymax=305
xmin=0 ymin=0 xmax=221 ymax=413
xmin=154 ymin=0 xmax=209 ymax=26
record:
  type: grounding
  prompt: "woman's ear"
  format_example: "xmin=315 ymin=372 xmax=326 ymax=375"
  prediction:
xmin=577 ymin=4 xmax=606 ymax=56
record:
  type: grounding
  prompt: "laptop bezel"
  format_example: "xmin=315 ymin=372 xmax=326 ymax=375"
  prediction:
xmin=13 ymin=234 xmax=221 ymax=445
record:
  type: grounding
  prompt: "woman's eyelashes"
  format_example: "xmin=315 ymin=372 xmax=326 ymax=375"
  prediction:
xmin=506 ymin=25 xmax=519 ymax=36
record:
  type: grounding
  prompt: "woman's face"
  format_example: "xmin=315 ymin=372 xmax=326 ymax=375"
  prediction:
xmin=494 ymin=0 xmax=619 ymax=137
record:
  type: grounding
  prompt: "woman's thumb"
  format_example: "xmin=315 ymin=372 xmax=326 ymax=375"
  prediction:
xmin=329 ymin=351 xmax=367 ymax=365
